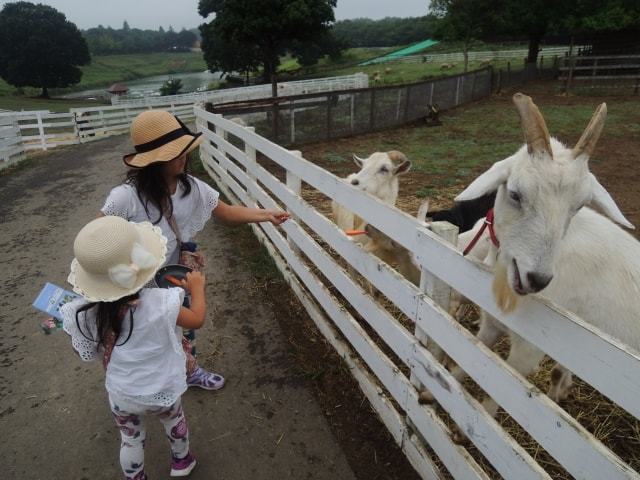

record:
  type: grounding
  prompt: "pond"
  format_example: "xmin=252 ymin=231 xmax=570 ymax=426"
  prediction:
xmin=61 ymin=70 xmax=226 ymax=100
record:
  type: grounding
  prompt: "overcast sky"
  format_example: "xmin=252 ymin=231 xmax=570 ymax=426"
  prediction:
xmin=0 ymin=0 xmax=428 ymax=30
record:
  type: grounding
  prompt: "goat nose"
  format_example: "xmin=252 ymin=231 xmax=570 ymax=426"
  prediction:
xmin=351 ymin=178 xmax=359 ymax=186
xmin=527 ymin=272 xmax=553 ymax=292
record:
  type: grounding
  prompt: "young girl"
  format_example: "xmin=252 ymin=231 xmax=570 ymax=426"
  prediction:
xmin=100 ymin=109 xmax=289 ymax=388
xmin=61 ymin=216 xmax=205 ymax=479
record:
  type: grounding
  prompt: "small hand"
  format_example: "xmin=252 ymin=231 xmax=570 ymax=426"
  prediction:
xmin=262 ymin=210 xmax=290 ymax=226
xmin=183 ymin=271 xmax=205 ymax=292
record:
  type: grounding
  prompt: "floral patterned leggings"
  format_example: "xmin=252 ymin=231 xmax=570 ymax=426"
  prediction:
xmin=109 ymin=396 xmax=190 ymax=480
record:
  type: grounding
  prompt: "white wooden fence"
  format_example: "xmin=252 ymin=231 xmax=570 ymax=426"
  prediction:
xmin=0 ymin=74 xmax=370 ymax=166
xmin=400 ymin=46 xmax=583 ymax=64
xmin=112 ymin=73 xmax=369 ymax=106
xmin=195 ymin=105 xmax=640 ymax=479
xmin=0 ymin=116 xmax=24 ymax=169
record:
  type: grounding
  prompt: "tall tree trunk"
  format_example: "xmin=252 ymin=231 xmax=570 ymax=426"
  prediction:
xmin=271 ymin=72 xmax=277 ymax=98
xmin=527 ymin=33 xmax=543 ymax=64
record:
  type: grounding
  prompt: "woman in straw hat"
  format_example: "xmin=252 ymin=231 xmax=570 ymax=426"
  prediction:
xmin=99 ymin=110 xmax=290 ymax=390
xmin=61 ymin=216 xmax=206 ymax=479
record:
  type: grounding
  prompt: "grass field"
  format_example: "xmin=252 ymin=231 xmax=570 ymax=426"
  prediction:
xmin=0 ymin=52 xmax=207 ymax=98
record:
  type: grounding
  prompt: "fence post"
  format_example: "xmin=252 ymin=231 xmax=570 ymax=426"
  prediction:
xmin=539 ymin=55 xmax=544 ymax=77
xmin=428 ymin=82 xmax=434 ymax=105
xmin=244 ymin=126 xmax=258 ymax=208
xmin=350 ymin=94 xmax=355 ymax=133
xmin=99 ymin=109 xmax=107 ymax=135
xmin=592 ymin=58 xmax=598 ymax=86
xmin=290 ymin=99 xmax=296 ymax=145
xmin=326 ymin=94 xmax=333 ymax=140
xmin=470 ymin=70 xmax=477 ymax=100
xmin=286 ymin=150 xmax=302 ymax=255
xmin=215 ymin=119 xmax=229 ymax=175
xmin=271 ymin=99 xmax=279 ymax=142
xmin=454 ymin=76 xmax=462 ymax=106
xmin=565 ymin=57 xmax=575 ymax=94
xmin=36 ymin=111 xmax=47 ymax=151
xmin=71 ymin=112 xmax=80 ymax=145
xmin=403 ymin=85 xmax=411 ymax=123
xmin=410 ymin=221 xmax=458 ymax=394
xmin=369 ymin=88 xmax=376 ymax=131
xmin=395 ymin=88 xmax=402 ymax=122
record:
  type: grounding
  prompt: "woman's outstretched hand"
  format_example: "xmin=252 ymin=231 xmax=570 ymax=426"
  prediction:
xmin=261 ymin=210 xmax=290 ymax=225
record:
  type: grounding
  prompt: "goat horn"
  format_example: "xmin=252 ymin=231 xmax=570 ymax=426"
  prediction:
xmin=353 ymin=154 xmax=365 ymax=162
xmin=572 ymin=103 xmax=607 ymax=160
xmin=387 ymin=150 xmax=408 ymax=162
xmin=513 ymin=93 xmax=552 ymax=158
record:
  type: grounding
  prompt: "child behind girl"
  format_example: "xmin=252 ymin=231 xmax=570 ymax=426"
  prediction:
xmin=61 ymin=215 xmax=206 ymax=479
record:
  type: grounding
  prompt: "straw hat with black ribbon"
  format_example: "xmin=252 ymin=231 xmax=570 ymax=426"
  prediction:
xmin=123 ymin=110 xmax=203 ymax=168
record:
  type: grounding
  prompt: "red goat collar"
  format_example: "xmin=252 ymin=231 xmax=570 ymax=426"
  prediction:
xmin=462 ymin=209 xmax=500 ymax=256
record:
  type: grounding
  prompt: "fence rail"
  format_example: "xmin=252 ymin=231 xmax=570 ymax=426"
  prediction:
xmin=195 ymin=106 xmax=640 ymax=479
xmin=112 ymin=73 xmax=369 ymax=106
xmin=559 ymin=54 xmax=640 ymax=93
xmin=208 ymin=68 xmax=493 ymax=146
xmin=399 ymin=46 xmax=582 ymax=64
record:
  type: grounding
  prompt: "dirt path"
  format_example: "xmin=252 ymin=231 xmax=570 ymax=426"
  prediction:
xmin=0 ymin=137 xmax=357 ymax=480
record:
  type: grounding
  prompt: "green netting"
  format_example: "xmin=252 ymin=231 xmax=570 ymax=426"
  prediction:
xmin=359 ymin=39 xmax=440 ymax=65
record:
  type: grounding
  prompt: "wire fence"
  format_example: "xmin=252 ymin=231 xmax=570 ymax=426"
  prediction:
xmin=208 ymin=67 xmax=493 ymax=146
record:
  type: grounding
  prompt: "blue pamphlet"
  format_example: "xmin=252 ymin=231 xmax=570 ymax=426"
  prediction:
xmin=32 ymin=282 xmax=79 ymax=321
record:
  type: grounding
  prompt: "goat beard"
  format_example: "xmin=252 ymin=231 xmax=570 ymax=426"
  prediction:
xmin=493 ymin=260 xmax=519 ymax=313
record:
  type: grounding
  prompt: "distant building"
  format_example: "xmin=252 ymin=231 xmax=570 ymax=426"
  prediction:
xmin=106 ymin=83 xmax=129 ymax=97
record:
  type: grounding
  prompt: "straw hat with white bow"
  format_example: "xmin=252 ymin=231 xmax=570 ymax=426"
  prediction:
xmin=68 ymin=216 xmax=167 ymax=302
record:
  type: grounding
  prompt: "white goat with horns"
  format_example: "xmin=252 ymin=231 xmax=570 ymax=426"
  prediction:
xmin=332 ymin=151 xmax=411 ymax=244
xmin=446 ymin=93 xmax=640 ymax=416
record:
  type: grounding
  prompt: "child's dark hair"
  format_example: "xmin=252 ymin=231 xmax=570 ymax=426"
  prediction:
xmin=125 ymin=158 xmax=193 ymax=225
xmin=75 ymin=293 xmax=139 ymax=349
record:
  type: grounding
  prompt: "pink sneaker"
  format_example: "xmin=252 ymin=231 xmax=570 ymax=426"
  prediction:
xmin=170 ymin=452 xmax=197 ymax=477
xmin=186 ymin=367 xmax=225 ymax=391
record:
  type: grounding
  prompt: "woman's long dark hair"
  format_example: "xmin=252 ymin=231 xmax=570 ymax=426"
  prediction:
xmin=126 ymin=157 xmax=193 ymax=225
xmin=75 ymin=293 xmax=139 ymax=349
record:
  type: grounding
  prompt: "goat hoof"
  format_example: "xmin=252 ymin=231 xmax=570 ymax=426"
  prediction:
xmin=418 ymin=390 xmax=436 ymax=404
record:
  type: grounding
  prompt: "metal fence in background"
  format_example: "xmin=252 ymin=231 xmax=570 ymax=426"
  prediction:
xmin=493 ymin=56 xmax=561 ymax=92
xmin=208 ymin=67 xmax=493 ymax=146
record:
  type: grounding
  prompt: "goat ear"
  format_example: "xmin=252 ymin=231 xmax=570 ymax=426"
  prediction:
xmin=589 ymin=174 xmax=634 ymax=229
xmin=455 ymin=155 xmax=516 ymax=201
xmin=393 ymin=159 xmax=411 ymax=175
xmin=353 ymin=154 xmax=364 ymax=168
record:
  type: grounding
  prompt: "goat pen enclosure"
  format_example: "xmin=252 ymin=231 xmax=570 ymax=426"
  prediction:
xmin=208 ymin=68 xmax=493 ymax=147
xmin=194 ymin=106 xmax=640 ymax=480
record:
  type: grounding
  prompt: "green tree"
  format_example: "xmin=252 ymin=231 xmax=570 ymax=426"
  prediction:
xmin=160 ymin=78 xmax=183 ymax=96
xmin=199 ymin=0 xmax=337 ymax=96
xmin=565 ymin=0 xmax=640 ymax=33
xmin=199 ymin=21 xmax=262 ymax=82
xmin=0 ymin=2 xmax=90 ymax=97
xmin=430 ymin=0 xmax=498 ymax=72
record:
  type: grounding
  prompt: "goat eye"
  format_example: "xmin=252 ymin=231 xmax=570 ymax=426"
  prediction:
xmin=508 ymin=190 xmax=521 ymax=204
xmin=379 ymin=166 xmax=389 ymax=174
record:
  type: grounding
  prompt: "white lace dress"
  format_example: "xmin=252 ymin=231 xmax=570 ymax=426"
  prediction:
xmin=101 ymin=175 xmax=219 ymax=265
xmin=60 ymin=288 xmax=187 ymax=408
